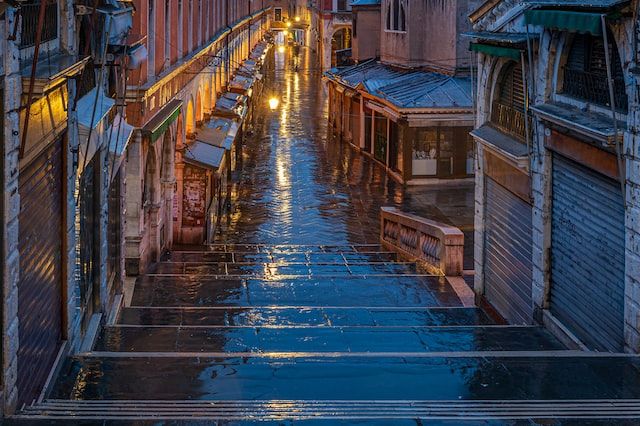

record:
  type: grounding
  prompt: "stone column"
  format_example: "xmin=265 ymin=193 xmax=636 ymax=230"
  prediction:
xmin=2 ymin=8 xmax=22 ymax=415
xmin=125 ymin=132 xmax=143 ymax=276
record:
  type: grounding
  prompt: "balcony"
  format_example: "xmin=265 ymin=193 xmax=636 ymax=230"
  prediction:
xmin=562 ymin=68 xmax=628 ymax=113
xmin=490 ymin=101 xmax=531 ymax=142
xmin=19 ymin=1 xmax=58 ymax=48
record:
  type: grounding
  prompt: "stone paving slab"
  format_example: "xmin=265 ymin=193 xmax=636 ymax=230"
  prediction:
xmin=94 ymin=325 xmax=565 ymax=353
xmin=162 ymin=251 xmax=400 ymax=264
xmin=130 ymin=276 xmax=462 ymax=308
xmin=50 ymin=356 xmax=640 ymax=401
xmin=8 ymin=419 xmax=640 ymax=426
xmin=148 ymin=262 xmax=419 ymax=276
xmin=118 ymin=307 xmax=496 ymax=327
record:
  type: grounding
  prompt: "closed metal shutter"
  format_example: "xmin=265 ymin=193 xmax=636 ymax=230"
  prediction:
xmin=551 ymin=155 xmax=625 ymax=352
xmin=17 ymin=136 xmax=64 ymax=406
xmin=484 ymin=178 xmax=533 ymax=324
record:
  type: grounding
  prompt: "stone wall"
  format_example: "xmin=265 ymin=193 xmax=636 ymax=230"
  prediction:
xmin=471 ymin=0 xmax=640 ymax=353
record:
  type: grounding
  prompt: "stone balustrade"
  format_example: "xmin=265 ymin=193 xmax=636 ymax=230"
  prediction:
xmin=380 ymin=207 xmax=464 ymax=276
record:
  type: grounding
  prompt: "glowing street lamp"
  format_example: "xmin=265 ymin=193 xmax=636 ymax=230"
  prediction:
xmin=278 ymin=45 xmax=286 ymax=53
xmin=286 ymin=21 xmax=292 ymax=28
xmin=269 ymin=97 xmax=280 ymax=111
xmin=295 ymin=16 xmax=301 ymax=22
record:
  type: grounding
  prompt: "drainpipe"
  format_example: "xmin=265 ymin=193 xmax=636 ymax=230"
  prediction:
xmin=520 ymin=51 xmax=532 ymax=175
xmin=601 ymin=14 xmax=627 ymax=206
xmin=525 ymin=23 xmax=542 ymax=164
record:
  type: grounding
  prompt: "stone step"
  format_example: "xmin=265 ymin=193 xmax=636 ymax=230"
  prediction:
xmin=118 ymin=306 xmax=495 ymax=327
xmin=94 ymin=325 xmax=565 ymax=353
xmin=18 ymin=399 xmax=640 ymax=421
xmin=49 ymin=355 xmax=640 ymax=402
xmin=131 ymin=276 xmax=462 ymax=308
xmin=147 ymin=261 xmax=420 ymax=276
xmin=172 ymin=244 xmax=386 ymax=254
xmin=162 ymin=251 xmax=399 ymax=263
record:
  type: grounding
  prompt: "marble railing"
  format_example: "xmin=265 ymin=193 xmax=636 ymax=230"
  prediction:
xmin=380 ymin=207 xmax=464 ymax=276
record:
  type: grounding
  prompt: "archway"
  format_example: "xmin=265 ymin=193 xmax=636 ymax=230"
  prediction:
xmin=211 ymin=73 xmax=218 ymax=107
xmin=186 ymin=98 xmax=195 ymax=136
xmin=142 ymin=143 xmax=160 ymax=260
xmin=195 ymin=89 xmax=203 ymax=125
xmin=331 ymin=27 xmax=352 ymax=67
xmin=160 ymin=129 xmax=175 ymax=250
xmin=203 ymin=80 xmax=212 ymax=115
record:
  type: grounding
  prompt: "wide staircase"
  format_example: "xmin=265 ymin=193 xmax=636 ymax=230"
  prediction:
xmin=17 ymin=244 xmax=640 ymax=422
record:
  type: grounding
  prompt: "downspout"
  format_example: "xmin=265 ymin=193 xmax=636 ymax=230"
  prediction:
xmin=526 ymin=23 xmax=542 ymax=163
xmin=601 ymin=14 xmax=627 ymax=206
xmin=520 ymin=51 xmax=532 ymax=176
xmin=20 ymin=0 xmax=49 ymax=158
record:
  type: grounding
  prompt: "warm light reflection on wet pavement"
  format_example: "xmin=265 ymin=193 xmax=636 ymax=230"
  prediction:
xmin=34 ymin=46 xmax=640 ymax=425
xmin=215 ymin=46 xmax=475 ymax=267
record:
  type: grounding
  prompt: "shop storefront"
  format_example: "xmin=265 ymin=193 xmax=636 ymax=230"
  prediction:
xmin=410 ymin=127 xmax=474 ymax=179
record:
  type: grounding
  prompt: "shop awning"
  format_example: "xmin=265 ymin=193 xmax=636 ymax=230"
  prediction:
xmin=470 ymin=42 xmax=522 ymax=60
xmin=202 ymin=117 xmax=240 ymax=150
xmin=183 ymin=140 xmax=226 ymax=170
xmin=142 ymin=99 xmax=182 ymax=143
xmin=107 ymin=114 xmax=135 ymax=180
xmin=78 ymin=87 xmax=116 ymax=130
xmin=77 ymin=88 xmax=116 ymax=170
xmin=524 ymin=10 xmax=605 ymax=35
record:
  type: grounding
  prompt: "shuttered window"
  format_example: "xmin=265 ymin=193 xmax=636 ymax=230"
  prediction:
xmin=562 ymin=33 xmax=627 ymax=112
xmin=497 ymin=62 xmax=525 ymax=112
xmin=491 ymin=62 xmax=528 ymax=141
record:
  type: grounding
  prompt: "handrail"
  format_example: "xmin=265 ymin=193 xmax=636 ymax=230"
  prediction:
xmin=380 ymin=207 xmax=464 ymax=276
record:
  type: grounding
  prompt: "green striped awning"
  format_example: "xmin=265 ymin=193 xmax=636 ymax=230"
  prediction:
xmin=470 ymin=43 xmax=522 ymax=61
xmin=524 ymin=10 xmax=604 ymax=35
xmin=142 ymin=99 xmax=182 ymax=143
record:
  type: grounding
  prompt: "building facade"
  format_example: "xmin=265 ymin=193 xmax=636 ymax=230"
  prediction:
xmin=469 ymin=0 xmax=640 ymax=353
xmin=308 ymin=0 xmax=353 ymax=69
xmin=325 ymin=0 xmax=480 ymax=185
xmin=0 ymin=0 xmax=272 ymax=416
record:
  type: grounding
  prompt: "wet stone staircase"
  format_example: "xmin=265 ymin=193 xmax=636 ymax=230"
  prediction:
xmin=17 ymin=244 xmax=640 ymax=423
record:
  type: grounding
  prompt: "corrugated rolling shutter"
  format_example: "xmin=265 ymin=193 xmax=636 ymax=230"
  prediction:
xmin=484 ymin=178 xmax=533 ymax=324
xmin=17 ymin=136 xmax=64 ymax=406
xmin=551 ymin=155 xmax=625 ymax=352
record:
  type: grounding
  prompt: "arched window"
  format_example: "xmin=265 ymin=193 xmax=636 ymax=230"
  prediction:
xmin=386 ymin=0 xmax=405 ymax=31
xmin=562 ymin=32 xmax=627 ymax=112
xmin=392 ymin=0 xmax=399 ymax=30
xmin=386 ymin=3 xmax=391 ymax=30
xmin=491 ymin=62 xmax=527 ymax=140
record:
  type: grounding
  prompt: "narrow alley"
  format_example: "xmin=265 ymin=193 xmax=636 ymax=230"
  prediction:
xmin=15 ymin=45 xmax=640 ymax=424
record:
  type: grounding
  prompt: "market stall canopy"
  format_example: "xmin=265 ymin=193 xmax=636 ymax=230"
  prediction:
xmin=201 ymin=117 xmax=240 ymax=150
xmin=214 ymin=92 xmax=247 ymax=119
xmin=229 ymin=74 xmax=255 ymax=93
xmin=183 ymin=140 xmax=226 ymax=170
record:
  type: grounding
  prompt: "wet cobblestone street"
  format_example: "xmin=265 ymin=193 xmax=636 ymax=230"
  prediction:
xmin=214 ymin=48 xmax=475 ymax=267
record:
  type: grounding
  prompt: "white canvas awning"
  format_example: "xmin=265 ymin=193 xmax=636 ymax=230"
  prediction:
xmin=107 ymin=114 xmax=135 ymax=180
xmin=77 ymin=87 xmax=116 ymax=171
